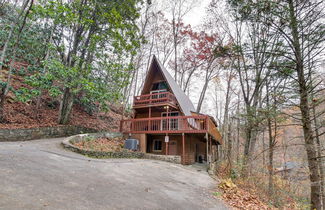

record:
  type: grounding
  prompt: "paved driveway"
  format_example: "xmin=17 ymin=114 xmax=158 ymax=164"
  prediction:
xmin=0 ymin=138 xmax=227 ymax=210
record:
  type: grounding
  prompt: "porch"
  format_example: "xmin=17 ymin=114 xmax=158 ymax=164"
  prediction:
xmin=133 ymin=91 xmax=178 ymax=109
xmin=120 ymin=115 xmax=209 ymax=134
xmin=120 ymin=116 xmax=222 ymax=165
xmin=128 ymin=133 xmax=217 ymax=165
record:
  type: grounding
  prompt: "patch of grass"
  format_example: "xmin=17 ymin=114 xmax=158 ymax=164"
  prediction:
xmin=213 ymin=191 xmax=222 ymax=197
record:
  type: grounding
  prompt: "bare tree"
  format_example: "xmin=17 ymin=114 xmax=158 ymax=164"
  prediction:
xmin=167 ymin=0 xmax=196 ymax=83
xmin=265 ymin=0 xmax=325 ymax=208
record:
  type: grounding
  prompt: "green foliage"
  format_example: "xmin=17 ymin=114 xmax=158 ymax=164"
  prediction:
xmin=14 ymin=87 xmax=39 ymax=103
xmin=213 ymin=191 xmax=223 ymax=197
xmin=3 ymin=0 xmax=143 ymax=120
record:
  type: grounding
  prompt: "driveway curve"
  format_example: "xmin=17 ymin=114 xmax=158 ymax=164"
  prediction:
xmin=0 ymin=138 xmax=227 ymax=210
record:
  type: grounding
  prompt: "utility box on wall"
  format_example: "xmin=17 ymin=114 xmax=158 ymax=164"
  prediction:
xmin=124 ymin=139 xmax=139 ymax=151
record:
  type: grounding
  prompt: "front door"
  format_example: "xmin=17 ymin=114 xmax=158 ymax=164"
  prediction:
xmin=169 ymin=140 xmax=177 ymax=155
xmin=161 ymin=112 xmax=179 ymax=130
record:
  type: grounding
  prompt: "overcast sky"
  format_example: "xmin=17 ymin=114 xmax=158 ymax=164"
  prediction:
xmin=182 ymin=0 xmax=210 ymax=27
xmin=157 ymin=0 xmax=223 ymax=117
xmin=151 ymin=0 xmax=226 ymax=119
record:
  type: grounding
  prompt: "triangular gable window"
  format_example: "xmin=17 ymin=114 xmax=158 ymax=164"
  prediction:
xmin=152 ymin=81 xmax=168 ymax=91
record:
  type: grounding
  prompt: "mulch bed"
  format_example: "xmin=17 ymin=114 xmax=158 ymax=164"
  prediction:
xmin=72 ymin=137 xmax=125 ymax=152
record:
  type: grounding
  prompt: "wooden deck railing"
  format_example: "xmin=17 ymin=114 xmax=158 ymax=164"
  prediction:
xmin=120 ymin=116 xmax=209 ymax=134
xmin=133 ymin=92 xmax=177 ymax=107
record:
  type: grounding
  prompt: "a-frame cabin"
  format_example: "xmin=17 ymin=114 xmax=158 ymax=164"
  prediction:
xmin=120 ymin=55 xmax=222 ymax=165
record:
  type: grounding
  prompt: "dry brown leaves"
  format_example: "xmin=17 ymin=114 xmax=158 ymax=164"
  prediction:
xmin=0 ymin=67 xmax=123 ymax=131
xmin=73 ymin=137 xmax=124 ymax=152
xmin=218 ymin=179 xmax=272 ymax=210
xmin=0 ymin=100 xmax=122 ymax=131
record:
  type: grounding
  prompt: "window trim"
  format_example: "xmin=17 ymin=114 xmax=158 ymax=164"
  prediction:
xmin=161 ymin=111 xmax=179 ymax=117
xmin=151 ymin=81 xmax=168 ymax=92
xmin=152 ymin=139 xmax=162 ymax=152
xmin=161 ymin=112 xmax=179 ymax=130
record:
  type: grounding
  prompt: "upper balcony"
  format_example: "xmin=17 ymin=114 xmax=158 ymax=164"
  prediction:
xmin=133 ymin=91 xmax=178 ymax=109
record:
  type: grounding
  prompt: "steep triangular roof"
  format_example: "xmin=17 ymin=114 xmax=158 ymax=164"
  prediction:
xmin=142 ymin=55 xmax=195 ymax=116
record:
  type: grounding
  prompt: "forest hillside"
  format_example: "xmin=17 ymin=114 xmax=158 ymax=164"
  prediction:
xmin=0 ymin=66 xmax=122 ymax=131
xmin=0 ymin=0 xmax=325 ymax=209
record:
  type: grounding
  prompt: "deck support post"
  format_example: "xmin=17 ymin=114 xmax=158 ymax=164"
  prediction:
xmin=166 ymin=106 xmax=169 ymax=130
xmin=182 ymin=133 xmax=185 ymax=164
xmin=166 ymin=135 xmax=169 ymax=155
xmin=209 ymin=136 xmax=212 ymax=162
xmin=205 ymin=133 xmax=209 ymax=168
xmin=148 ymin=107 xmax=151 ymax=131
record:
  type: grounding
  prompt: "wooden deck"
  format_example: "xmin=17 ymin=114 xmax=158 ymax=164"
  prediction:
xmin=120 ymin=115 xmax=208 ymax=134
xmin=133 ymin=92 xmax=177 ymax=109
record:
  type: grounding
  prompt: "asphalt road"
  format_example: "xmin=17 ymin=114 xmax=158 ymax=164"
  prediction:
xmin=0 ymin=138 xmax=227 ymax=210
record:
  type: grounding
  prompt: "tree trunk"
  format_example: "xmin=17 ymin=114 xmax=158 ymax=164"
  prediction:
xmin=0 ymin=21 xmax=15 ymax=72
xmin=183 ymin=68 xmax=195 ymax=92
xmin=173 ymin=18 xmax=178 ymax=82
xmin=227 ymin=121 xmax=232 ymax=172
xmin=196 ymin=80 xmax=209 ymax=113
xmin=316 ymin=131 xmax=325 ymax=209
xmin=0 ymin=0 xmax=33 ymax=122
xmin=58 ymin=87 xmax=74 ymax=124
xmin=268 ymin=132 xmax=274 ymax=197
xmin=261 ymin=130 xmax=265 ymax=167
xmin=312 ymin=99 xmax=325 ymax=209
xmin=0 ymin=85 xmax=6 ymax=122
xmin=236 ymin=119 xmax=240 ymax=162
xmin=288 ymin=1 xmax=322 ymax=208
xmin=266 ymin=84 xmax=274 ymax=196
xmin=300 ymin=87 xmax=321 ymax=210
xmin=35 ymin=25 xmax=55 ymax=118
xmin=0 ymin=0 xmax=19 ymax=72
xmin=247 ymin=95 xmax=259 ymax=158
xmin=242 ymin=123 xmax=252 ymax=177
xmin=197 ymin=66 xmax=213 ymax=113
xmin=241 ymin=104 xmax=257 ymax=177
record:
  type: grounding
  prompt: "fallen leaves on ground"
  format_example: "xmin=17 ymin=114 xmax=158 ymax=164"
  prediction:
xmin=0 ymin=100 xmax=122 ymax=131
xmin=73 ymin=137 xmax=124 ymax=152
xmin=0 ymin=68 xmax=123 ymax=131
xmin=217 ymin=179 xmax=271 ymax=210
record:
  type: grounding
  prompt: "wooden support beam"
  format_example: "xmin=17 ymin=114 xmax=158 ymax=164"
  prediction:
xmin=166 ymin=106 xmax=169 ymax=130
xmin=209 ymin=136 xmax=212 ymax=162
xmin=166 ymin=136 xmax=169 ymax=155
xmin=148 ymin=107 xmax=151 ymax=131
xmin=209 ymin=136 xmax=212 ymax=154
xmin=182 ymin=133 xmax=185 ymax=164
xmin=165 ymin=106 xmax=169 ymax=156
xmin=206 ymin=133 xmax=209 ymax=166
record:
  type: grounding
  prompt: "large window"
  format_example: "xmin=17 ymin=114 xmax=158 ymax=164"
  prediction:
xmin=153 ymin=139 xmax=162 ymax=152
xmin=152 ymin=81 xmax=168 ymax=91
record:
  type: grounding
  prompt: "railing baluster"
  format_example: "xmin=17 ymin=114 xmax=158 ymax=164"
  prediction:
xmin=120 ymin=115 xmax=210 ymax=134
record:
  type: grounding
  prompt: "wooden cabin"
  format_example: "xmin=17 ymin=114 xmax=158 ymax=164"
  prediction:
xmin=120 ymin=55 xmax=222 ymax=165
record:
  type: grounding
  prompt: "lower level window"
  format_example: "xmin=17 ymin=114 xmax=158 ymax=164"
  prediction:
xmin=153 ymin=139 xmax=162 ymax=151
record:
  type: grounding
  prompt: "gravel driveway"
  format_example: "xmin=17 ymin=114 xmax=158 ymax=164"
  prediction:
xmin=0 ymin=138 xmax=227 ymax=210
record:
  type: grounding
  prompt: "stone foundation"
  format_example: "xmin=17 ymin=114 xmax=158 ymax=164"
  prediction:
xmin=0 ymin=126 xmax=99 ymax=142
xmin=62 ymin=132 xmax=144 ymax=159
xmin=144 ymin=153 xmax=181 ymax=164
xmin=63 ymin=133 xmax=182 ymax=163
